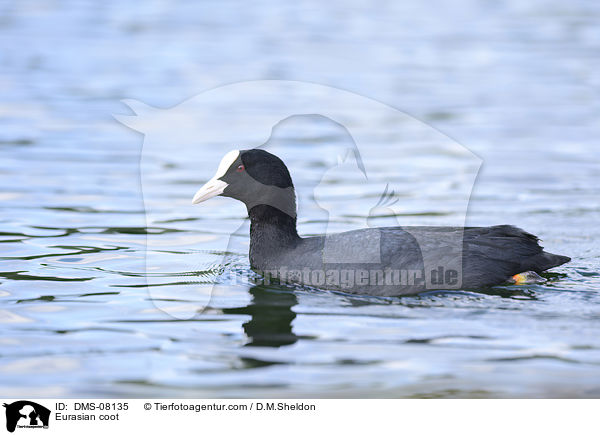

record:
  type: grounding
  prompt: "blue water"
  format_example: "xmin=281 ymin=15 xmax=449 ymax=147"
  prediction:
xmin=1 ymin=0 xmax=599 ymax=398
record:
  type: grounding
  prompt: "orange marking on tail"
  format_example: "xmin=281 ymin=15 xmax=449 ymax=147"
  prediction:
xmin=512 ymin=273 xmax=526 ymax=285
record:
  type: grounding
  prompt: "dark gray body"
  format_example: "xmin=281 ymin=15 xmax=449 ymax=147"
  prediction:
xmin=250 ymin=224 xmax=570 ymax=296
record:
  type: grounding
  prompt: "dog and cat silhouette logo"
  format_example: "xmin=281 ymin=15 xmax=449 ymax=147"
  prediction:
xmin=3 ymin=401 xmax=50 ymax=432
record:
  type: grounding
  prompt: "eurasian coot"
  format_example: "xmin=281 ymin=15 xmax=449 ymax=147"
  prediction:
xmin=192 ymin=149 xmax=570 ymax=296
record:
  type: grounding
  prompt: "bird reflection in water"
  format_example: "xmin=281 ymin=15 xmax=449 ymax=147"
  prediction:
xmin=223 ymin=285 xmax=299 ymax=348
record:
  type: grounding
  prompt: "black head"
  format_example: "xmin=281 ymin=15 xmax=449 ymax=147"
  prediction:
xmin=192 ymin=149 xmax=296 ymax=217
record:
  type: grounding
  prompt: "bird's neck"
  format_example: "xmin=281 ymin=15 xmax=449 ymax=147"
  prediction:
xmin=248 ymin=204 xmax=300 ymax=266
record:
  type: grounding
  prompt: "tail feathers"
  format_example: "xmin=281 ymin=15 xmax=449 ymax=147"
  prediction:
xmin=523 ymin=251 xmax=570 ymax=273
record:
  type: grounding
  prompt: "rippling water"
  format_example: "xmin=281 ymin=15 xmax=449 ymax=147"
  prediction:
xmin=1 ymin=0 xmax=599 ymax=398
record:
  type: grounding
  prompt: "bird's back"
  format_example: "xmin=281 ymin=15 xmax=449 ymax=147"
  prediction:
xmin=252 ymin=224 xmax=570 ymax=296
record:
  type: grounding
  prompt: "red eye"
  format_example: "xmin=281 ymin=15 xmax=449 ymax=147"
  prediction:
xmin=236 ymin=164 xmax=245 ymax=172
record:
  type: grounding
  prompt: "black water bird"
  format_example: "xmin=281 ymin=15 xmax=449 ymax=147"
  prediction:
xmin=192 ymin=149 xmax=570 ymax=296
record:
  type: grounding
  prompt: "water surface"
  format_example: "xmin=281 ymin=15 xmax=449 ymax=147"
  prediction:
xmin=0 ymin=0 xmax=599 ymax=398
